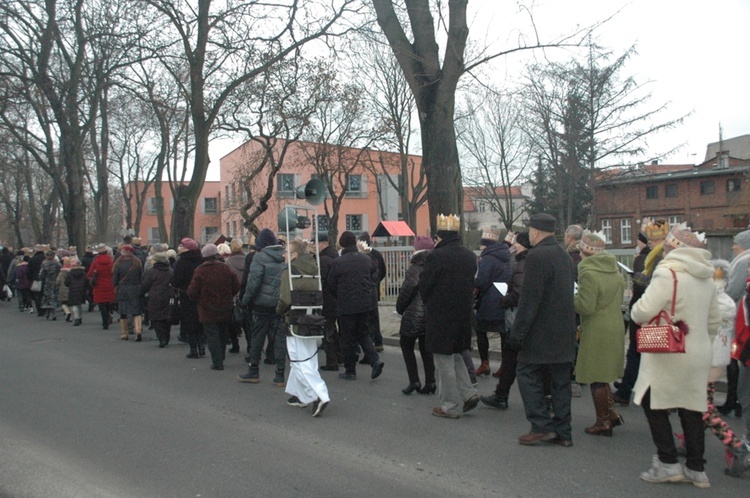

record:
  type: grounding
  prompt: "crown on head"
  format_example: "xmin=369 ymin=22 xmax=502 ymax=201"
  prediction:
xmin=643 ymin=218 xmax=669 ymax=240
xmin=665 ymin=223 xmax=707 ymax=249
xmin=436 ymin=214 xmax=461 ymax=231
xmin=579 ymin=230 xmax=607 ymax=254
xmin=356 ymin=239 xmax=371 ymax=254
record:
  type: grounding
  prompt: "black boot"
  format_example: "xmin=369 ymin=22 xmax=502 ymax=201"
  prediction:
xmin=718 ymin=359 xmax=740 ymax=415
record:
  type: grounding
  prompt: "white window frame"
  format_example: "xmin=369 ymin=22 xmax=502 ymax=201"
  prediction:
xmin=601 ymin=219 xmax=612 ymax=244
xmin=620 ymin=219 xmax=632 ymax=245
xmin=203 ymin=197 xmax=218 ymax=214
xmin=149 ymin=227 xmax=161 ymax=244
xmin=668 ymin=216 xmax=679 ymax=227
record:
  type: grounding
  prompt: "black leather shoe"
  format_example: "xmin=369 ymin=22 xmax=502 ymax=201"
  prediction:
xmin=371 ymin=361 xmax=384 ymax=380
xmin=402 ymin=382 xmax=421 ymax=395
xmin=211 ymin=364 xmax=224 ymax=371
xmin=339 ymin=372 xmax=357 ymax=381
xmin=419 ymin=383 xmax=437 ymax=395
xmin=186 ymin=352 xmax=200 ymax=359
xmin=480 ymin=394 xmax=508 ymax=410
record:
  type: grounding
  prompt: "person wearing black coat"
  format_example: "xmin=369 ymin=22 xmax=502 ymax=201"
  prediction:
xmin=171 ymin=239 xmax=205 ymax=358
xmin=419 ymin=221 xmax=479 ymax=419
xmin=318 ymin=235 xmax=342 ymax=370
xmin=325 ymin=231 xmax=383 ymax=381
xmin=141 ymin=253 xmax=174 ymax=347
xmin=358 ymin=232 xmax=386 ymax=351
xmin=81 ymin=246 xmax=96 ymax=311
xmin=481 ymin=232 xmax=532 ymax=409
xmin=27 ymin=245 xmax=46 ymax=316
xmin=64 ymin=260 xmax=88 ymax=326
xmin=396 ymin=236 xmax=436 ymax=395
xmin=510 ymin=214 xmax=576 ymax=446
xmin=473 ymin=229 xmax=513 ymax=376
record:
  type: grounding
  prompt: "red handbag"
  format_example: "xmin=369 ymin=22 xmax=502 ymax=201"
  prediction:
xmin=636 ymin=269 xmax=686 ymax=354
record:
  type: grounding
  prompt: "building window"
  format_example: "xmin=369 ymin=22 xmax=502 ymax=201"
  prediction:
xmin=149 ymin=227 xmax=161 ymax=244
xmin=346 ymin=214 xmax=362 ymax=232
xmin=620 ymin=219 xmax=632 ymax=244
xmin=479 ymin=202 xmax=486 ymax=213
xmin=728 ymin=178 xmax=742 ymax=192
xmin=202 ymin=226 xmax=219 ymax=243
xmin=147 ymin=197 xmax=159 ymax=215
xmin=316 ymin=215 xmax=330 ymax=232
xmin=667 ymin=216 xmax=679 ymax=227
xmin=665 ymin=184 xmax=678 ymax=198
xmin=700 ymin=180 xmax=715 ymax=195
xmin=203 ymin=197 xmax=218 ymax=214
xmin=277 ymin=173 xmax=295 ymax=197
xmin=601 ymin=219 xmax=612 ymax=244
xmin=646 ymin=186 xmax=658 ymax=199
xmin=345 ymin=174 xmax=366 ymax=197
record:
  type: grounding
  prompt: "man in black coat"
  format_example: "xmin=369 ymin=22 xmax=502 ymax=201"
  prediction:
xmin=27 ymin=244 xmax=47 ymax=316
xmin=419 ymin=216 xmax=479 ymax=419
xmin=358 ymin=232 xmax=386 ymax=351
xmin=325 ymin=231 xmax=384 ymax=381
xmin=510 ymin=214 xmax=576 ymax=446
xmin=318 ymin=234 xmax=342 ymax=371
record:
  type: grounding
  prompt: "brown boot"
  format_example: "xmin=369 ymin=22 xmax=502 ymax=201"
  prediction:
xmin=606 ymin=384 xmax=624 ymax=428
xmin=476 ymin=360 xmax=491 ymax=376
xmin=584 ymin=385 xmax=612 ymax=436
xmin=119 ymin=319 xmax=129 ymax=340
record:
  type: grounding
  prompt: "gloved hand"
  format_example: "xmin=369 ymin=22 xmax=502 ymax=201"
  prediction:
xmin=508 ymin=334 xmax=524 ymax=352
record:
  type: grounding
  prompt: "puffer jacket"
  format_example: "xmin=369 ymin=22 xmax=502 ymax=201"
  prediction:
xmin=326 ymin=246 xmax=376 ymax=316
xmin=396 ymin=250 xmax=429 ymax=339
xmin=475 ymin=242 xmax=513 ymax=322
xmin=242 ymin=245 xmax=285 ymax=312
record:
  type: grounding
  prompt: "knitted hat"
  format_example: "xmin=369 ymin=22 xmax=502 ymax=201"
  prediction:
xmin=201 ymin=244 xmax=219 ymax=258
xmin=317 ymin=233 xmax=329 ymax=243
xmin=216 ymin=243 xmax=232 ymax=256
xmin=665 ymin=224 xmax=706 ymax=249
xmin=579 ymin=231 xmax=606 ymax=255
xmin=734 ymin=229 xmax=750 ymax=250
xmin=515 ymin=232 xmax=532 ymax=249
xmin=180 ymin=238 xmax=199 ymax=251
xmin=339 ymin=231 xmax=357 ymax=249
xmin=255 ymin=228 xmax=278 ymax=250
xmin=413 ymin=235 xmax=435 ymax=252
xmin=152 ymin=252 xmax=169 ymax=264
xmin=528 ymin=213 xmax=556 ymax=233
xmin=643 ymin=218 xmax=669 ymax=241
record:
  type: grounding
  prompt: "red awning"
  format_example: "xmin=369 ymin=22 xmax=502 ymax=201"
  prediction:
xmin=371 ymin=221 xmax=415 ymax=237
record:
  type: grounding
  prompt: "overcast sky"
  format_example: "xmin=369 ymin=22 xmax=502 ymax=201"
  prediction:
xmin=208 ymin=0 xmax=750 ymax=178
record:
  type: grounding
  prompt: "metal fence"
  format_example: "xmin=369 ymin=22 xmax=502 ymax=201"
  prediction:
xmin=377 ymin=245 xmax=641 ymax=305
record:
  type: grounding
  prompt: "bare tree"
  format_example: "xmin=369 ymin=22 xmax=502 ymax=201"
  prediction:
xmin=139 ymin=0 xmax=361 ymax=241
xmin=457 ymin=89 xmax=532 ymax=229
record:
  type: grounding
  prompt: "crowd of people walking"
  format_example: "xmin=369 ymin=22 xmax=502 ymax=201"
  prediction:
xmin=2 ymin=212 xmax=750 ymax=488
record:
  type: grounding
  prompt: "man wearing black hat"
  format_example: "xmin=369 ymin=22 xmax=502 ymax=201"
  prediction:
xmin=510 ymin=213 xmax=577 ymax=446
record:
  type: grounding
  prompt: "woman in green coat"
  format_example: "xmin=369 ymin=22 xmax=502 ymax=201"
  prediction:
xmin=574 ymin=232 xmax=626 ymax=437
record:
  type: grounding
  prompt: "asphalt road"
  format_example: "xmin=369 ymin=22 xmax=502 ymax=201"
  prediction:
xmin=0 ymin=303 xmax=747 ymax=497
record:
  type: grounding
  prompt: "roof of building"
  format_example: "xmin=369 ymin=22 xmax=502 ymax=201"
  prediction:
xmin=371 ymin=221 xmax=415 ymax=237
xmin=705 ymin=134 xmax=750 ymax=161
xmin=597 ymin=162 xmax=750 ymax=186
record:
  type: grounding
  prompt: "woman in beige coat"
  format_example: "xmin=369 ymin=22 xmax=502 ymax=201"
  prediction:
xmin=631 ymin=225 xmax=720 ymax=488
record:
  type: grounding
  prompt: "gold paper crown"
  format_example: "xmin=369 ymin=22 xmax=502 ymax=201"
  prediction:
xmin=579 ymin=230 xmax=607 ymax=254
xmin=436 ymin=214 xmax=461 ymax=231
xmin=643 ymin=218 xmax=669 ymax=240
xmin=665 ymin=223 xmax=706 ymax=249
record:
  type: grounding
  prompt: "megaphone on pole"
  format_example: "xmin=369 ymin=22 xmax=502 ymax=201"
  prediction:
xmin=278 ymin=206 xmax=311 ymax=231
xmin=295 ymin=178 xmax=326 ymax=206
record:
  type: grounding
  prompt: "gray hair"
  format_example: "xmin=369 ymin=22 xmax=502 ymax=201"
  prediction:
xmin=710 ymin=259 xmax=731 ymax=282
xmin=565 ymin=225 xmax=584 ymax=241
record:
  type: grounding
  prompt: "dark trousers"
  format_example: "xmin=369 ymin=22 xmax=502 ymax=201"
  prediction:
xmin=339 ymin=311 xmax=379 ymax=374
xmin=98 ymin=303 xmax=114 ymax=327
xmin=367 ymin=307 xmax=383 ymax=347
xmin=641 ymin=388 xmax=705 ymax=471
xmin=224 ymin=321 xmax=240 ymax=351
xmin=476 ymin=319 xmax=504 ymax=362
xmin=33 ymin=290 xmax=43 ymax=314
xmin=323 ymin=315 xmax=342 ymax=368
xmin=615 ymin=321 xmax=641 ymax=398
xmin=249 ymin=311 xmax=286 ymax=371
xmin=203 ymin=322 xmax=227 ymax=368
xmin=516 ymin=362 xmax=572 ymax=440
xmin=153 ymin=319 xmax=171 ymax=345
xmin=494 ymin=333 xmax=518 ymax=399
xmin=400 ymin=334 xmax=435 ymax=385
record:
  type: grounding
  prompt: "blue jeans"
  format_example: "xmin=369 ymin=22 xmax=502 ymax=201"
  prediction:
xmin=249 ymin=311 xmax=286 ymax=371
xmin=517 ymin=362 xmax=572 ymax=440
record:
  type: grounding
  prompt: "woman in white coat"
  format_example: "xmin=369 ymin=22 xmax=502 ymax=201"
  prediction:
xmin=631 ymin=225 xmax=720 ymax=488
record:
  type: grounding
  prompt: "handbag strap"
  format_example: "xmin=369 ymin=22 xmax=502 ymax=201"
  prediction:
xmin=668 ymin=269 xmax=677 ymax=317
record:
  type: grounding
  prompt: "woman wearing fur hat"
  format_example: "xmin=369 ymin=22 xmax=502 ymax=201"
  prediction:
xmin=39 ymin=250 xmax=62 ymax=320
xmin=572 ymin=232 xmax=626 ymax=437
xmin=113 ymin=245 xmax=144 ymax=341
xmin=397 ymin=235 xmax=436 ymax=395
xmin=632 ymin=226 xmax=720 ymax=487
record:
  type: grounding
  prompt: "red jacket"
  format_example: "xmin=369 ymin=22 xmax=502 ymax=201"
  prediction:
xmin=733 ymin=294 xmax=750 ymax=367
xmin=88 ymin=254 xmax=116 ymax=303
